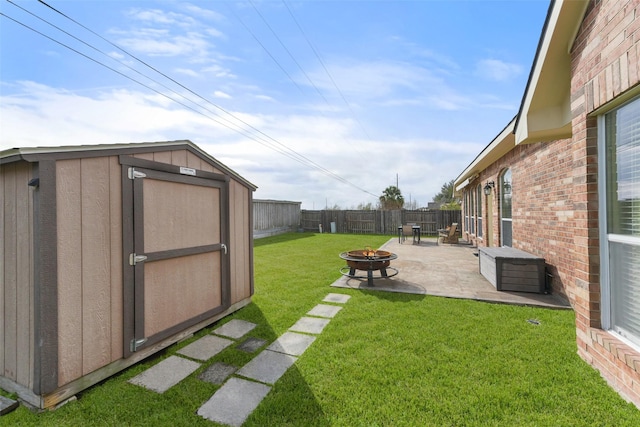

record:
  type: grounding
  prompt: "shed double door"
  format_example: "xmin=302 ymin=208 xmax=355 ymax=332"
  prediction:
xmin=122 ymin=159 xmax=230 ymax=357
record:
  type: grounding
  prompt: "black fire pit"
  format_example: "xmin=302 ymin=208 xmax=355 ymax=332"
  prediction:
xmin=339 ymin=248 xmax=398 ymax=286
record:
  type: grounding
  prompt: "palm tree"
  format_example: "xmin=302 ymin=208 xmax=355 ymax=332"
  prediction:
xmin=379 ymin=185 xmax=405 ymax=210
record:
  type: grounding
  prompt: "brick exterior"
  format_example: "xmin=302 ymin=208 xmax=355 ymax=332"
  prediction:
xmin=461 ymin=0 xmax=640 ymax=407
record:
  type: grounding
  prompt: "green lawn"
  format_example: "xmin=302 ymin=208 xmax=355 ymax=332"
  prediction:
xmin=2 ymin=232 xmax=640 ymax=426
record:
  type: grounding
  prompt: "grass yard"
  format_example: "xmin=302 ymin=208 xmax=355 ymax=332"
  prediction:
xmin=2 ymin=232 xmax=640 ymax=426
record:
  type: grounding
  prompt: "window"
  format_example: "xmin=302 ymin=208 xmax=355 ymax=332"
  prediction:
xmin=500 ymin=168 xmax=512 ymax=246
xmin=601 ymin=95 xmax=640 ymax=347
xmin=476 ymin=184 xmax=483 ymax=238
xmin=464 ymin=190 xmax=470 ymax=233
xmin=470 ymin=188 xmax=475 ymax=235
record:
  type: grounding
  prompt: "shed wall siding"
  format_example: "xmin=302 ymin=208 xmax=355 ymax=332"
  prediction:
xmin=55 ymin=150 xmax=239 ymax=386
xmin=229 ymin=180 xmax=252 ymax=304
xmin=1 ymin=161 xmax=34 ymax=389
xmin=132 ymin=147 xmax=251 ymax=303
xmin=1 ymin=141 xmax=255 ymax=408
xmin=56 ymin=157 xmax=123 ymax=386
xmin=133 ymin=149 xmax=222 ymax=174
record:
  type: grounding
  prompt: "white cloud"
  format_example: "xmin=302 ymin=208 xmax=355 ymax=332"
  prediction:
xmin=0 ymin=82 xmax=473 ymax=209
xmin=214 ymin=90 xmax=231 ymax=99
xmin=475 ymin=59 xmax=523 ymax=81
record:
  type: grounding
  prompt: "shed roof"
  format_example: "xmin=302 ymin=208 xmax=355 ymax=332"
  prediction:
xmin=0 ymin=140 xmax=257 ymax=190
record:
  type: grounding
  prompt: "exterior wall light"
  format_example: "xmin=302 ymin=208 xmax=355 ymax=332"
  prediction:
xmin=483 ymin=181 xmax=494 ymax=196
xmin=503 ymin=181 xmax=512 ymax=194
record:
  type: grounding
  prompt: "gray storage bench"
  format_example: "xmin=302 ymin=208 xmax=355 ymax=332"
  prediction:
xmin=478 ymin=247 xmax=546 ymax=293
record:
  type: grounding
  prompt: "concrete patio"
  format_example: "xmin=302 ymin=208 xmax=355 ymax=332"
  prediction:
xmin=331 ymin=237 xmax=571 ymax=309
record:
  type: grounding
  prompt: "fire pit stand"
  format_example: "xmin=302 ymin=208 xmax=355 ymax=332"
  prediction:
xmin=339 ymin=249 xmax=398 ymax=286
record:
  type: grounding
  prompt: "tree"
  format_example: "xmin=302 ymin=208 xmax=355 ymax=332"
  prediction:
xmin=379 ymin=185 xmax=405 ymax=210
xmin=356 ymin=202 xmax=374 ymax=210
xmin=432 ymin=179 xmax=461 ymax=210
xmin=433 ymin=179 xmax=457 ymax=205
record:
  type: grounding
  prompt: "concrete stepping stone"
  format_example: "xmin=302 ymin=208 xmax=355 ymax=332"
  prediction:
xmin=323 ymin=293 xmax=351 ymax=304
xmin=213 ymin=319 xmax=257 ymax=339
xmin=0 ymin=395 xmax=19 ymax=415
xmin=289 ymin=317 xmax=331 ymax=334
xmin=307 ymin=303 xmax=343 ymax=318
xmin=267 ymin=331 xmax=316 ymax=356
xmin=236 ymin=337 xmax=267 ymax=353
xmin=198 ymin=362 xmax=237 ymax=385
xmin=197 ymin=377 xmax=271 ymax=426
xmin=177 ymin=335 xmax=233 ymax=361
xmin=236 ymin=350 xmax=297 ymax=384
xmin=129 ymin=356 xmax=200 ymax=393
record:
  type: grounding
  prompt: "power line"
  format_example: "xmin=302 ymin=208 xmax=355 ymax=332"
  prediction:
xmin=33 ymin=0 xmax=372 ymax=194
xmin=2 ymin=1 xmax=378 ymax=196
xmin=282 ymin=0 xmax=373 ymax=141
xmin=248 ymin=0 xmax=333 ymax=108
xmin=225 ymin=2 xmax=305 ymax=94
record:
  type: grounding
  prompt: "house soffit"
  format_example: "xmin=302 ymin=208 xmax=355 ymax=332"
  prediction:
xmin=514 ymin=0 xmax=589 ymax=145
xmin=454 ymin=118 xmax=516 ymax=192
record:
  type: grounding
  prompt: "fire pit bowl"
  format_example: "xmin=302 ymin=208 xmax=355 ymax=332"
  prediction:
xmin=339 ymin=248 xmax=398 ymax=286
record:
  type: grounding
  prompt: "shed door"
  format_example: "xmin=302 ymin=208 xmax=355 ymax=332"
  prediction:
xmin=123 ymin=163 xmax=229 ymax=356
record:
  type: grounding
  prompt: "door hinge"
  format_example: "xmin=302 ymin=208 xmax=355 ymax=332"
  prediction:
xmin=129 ymin=253 xmax=148 ymax=265
xmin=130 ymin=337 xmax=147 ymax=352
xmin=128 ymin=167 xmax=147 ymax=180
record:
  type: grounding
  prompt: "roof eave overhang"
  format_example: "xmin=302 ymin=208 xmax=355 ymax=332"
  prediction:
xmin=454 ymin=117 xmax=516 ymax=193
xmin=514 ymin=0 xmax=589 ymax=145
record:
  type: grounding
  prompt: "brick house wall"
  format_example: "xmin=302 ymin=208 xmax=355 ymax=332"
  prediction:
xmin=461 ymin=0 xmax=640 ymax=406
xmin=570 ymin=0 xmax=640 ymax=406
xmin=464 ymin=137 xmax=575 ymax=302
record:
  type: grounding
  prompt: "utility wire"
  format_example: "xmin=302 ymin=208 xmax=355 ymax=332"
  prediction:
xmin=2 ymin=1 xmax=377 ymax=196
xmin=225 ymin=2 xmax=305 ymax=95
xmin=282 ymin=0 xmax=373 ymax=141
xmin=7 ymin=0 xmax=296 ymax=156
xmin=248 ymin=0 xmax=332 ymax=107
xmin=0 ymin=12 xmax=289 ymax=159
xmin=33 ymin=0 xmax=371 ymax=193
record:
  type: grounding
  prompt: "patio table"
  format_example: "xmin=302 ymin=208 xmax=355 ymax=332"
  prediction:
xmin=397 ymin=225 xmax=420 ymax=244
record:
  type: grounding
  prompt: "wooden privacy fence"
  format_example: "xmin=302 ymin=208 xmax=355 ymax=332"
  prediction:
xmin=253 ymin=199 xmax=301 ymax=238
xmin=300 ymin=209 xmax=461 ymax=236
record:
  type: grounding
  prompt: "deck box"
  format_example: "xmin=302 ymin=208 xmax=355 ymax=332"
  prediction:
xmin=478 ymin=247 xmax=546 ymax=293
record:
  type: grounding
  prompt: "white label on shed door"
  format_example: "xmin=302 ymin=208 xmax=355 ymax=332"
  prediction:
xmin=180 ymin=167 xmax=196 ymax=176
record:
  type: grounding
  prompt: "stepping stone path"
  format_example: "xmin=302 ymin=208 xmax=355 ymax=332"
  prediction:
xmin=178 ymin=335 xmax=234 ymax=361
xmin=0 ymin=396 xmax=19 ymax=416
xmin=236 ymin=337 xmax=267 ymax=353
xmin=128 ymin=356 xmax=200 ymax=393
xmin=199 ymin=362 xmax=238 ymax=385
xmin=128 ymin=292 xmax=351 ymax=426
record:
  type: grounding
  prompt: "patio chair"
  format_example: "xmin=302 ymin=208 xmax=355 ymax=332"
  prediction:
xmin=401 ymin=225 xmax=414 ymax=244
xmin=438 ymin=223 xmax=459 ymax=245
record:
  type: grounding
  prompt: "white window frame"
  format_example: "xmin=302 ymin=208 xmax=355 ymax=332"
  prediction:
xmin=598 ymin=113 xmax=611 ymax=330
xmin=476 ymin=184 xmax=483 ymax=239
xmin=598 ymin=97 xmax=640 ymax=348
xmin=470 ymin=188 xmax=475 ymax=235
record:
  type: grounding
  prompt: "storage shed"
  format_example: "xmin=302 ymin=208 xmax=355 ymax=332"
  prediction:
xmin=0 ymin=140 xmax=256 ymax=409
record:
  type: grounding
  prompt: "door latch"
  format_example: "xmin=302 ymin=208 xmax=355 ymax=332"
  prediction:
xmin=127 ymin=167 xmax=147 ymax=180
xmin=130 ymin=337 xmax=147 ymax=352
xmin=221 ymin=243 xmax=228 ymax=255
xmin=129 ymin=253 xmax=148 ymax=266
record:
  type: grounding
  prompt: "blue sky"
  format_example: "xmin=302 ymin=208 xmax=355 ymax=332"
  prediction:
xmin=1 ymin=0 xmax=549 ymax=209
